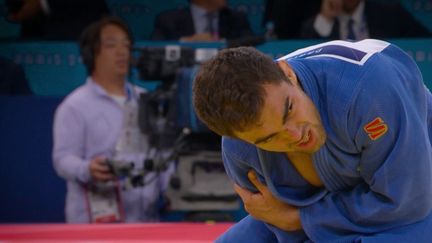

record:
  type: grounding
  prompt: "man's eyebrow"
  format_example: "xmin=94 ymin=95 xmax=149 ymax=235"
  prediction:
xmin=254 ymin=132 xmax=278 ymax=145
xmin=282 ymin=97 xmax=290 ymax=125
xmin=101 ymin=37 xmax=130 ymax=42
xmin=254 ymin=97 xmax=290 ymax=145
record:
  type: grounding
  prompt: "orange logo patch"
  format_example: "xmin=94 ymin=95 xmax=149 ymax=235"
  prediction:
xmin=364 ymin=117 xmax=388 ymax=140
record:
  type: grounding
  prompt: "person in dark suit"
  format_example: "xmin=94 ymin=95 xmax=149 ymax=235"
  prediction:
xmin=151 ymin=0 xmax=253 ymax=41
xmin=7 ymin=0 xmax=110 ymax=40
xmin=0 ymin=56 xmax=32 ymax=95
xmin=300 ymin=0 xmax=431 ymax=40
xmin=263 ymin=0 xmax=321 ymax=39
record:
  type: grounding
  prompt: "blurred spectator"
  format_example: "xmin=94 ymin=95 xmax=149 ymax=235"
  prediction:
xmin=300 ymin=0 xmax=431 ymax=40
xmin=0 ymin=56 xmax=32 ymax=95
xmin=264 ymin=0 xmax=321 ymax=39
xmin=52 ymin=17 xmax=172 ymax=223
xmin=6 ymin=0 xmax=109 ymax=40
xmin=151 ymin=0 xmax=253 ymax=42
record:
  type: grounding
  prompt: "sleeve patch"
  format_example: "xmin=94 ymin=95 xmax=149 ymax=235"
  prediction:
xmin=363 ymin=117 xmax=388 ymax=140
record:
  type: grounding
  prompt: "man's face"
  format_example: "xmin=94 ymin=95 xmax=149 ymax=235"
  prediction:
xmin=234 ymin=81 xmax=326 ymax=154
xmin=94 ymin=24 xmax=131 ymax=77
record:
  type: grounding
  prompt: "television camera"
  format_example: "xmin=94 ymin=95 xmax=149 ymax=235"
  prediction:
xmin=116 ymin=41 xmax=265 ymax=218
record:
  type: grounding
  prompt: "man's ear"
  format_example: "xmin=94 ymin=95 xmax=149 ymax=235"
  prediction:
xmin=277 ymin=61 xmax=299 ymax=87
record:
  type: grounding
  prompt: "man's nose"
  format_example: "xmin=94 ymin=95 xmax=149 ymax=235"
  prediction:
xmin=282 ymin=123 xmax=302 ymax=143
xmin=117 ymin=48 xmax=129 ymax=56
xmin=116 ymin=44 xmax=129 ymax=54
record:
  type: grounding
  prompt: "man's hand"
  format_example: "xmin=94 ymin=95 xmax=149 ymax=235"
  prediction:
xmin=234 ymin=170 xmax=302 ymax=231
xmin=89 ymin=156 xmax=115 ymax=182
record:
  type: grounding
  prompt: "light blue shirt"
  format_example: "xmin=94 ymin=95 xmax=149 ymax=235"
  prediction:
xmin=52 ymin=78 xmax=172 ymax=223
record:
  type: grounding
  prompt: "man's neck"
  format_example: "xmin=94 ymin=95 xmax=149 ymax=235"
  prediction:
xmin=92 ymin=72 xmax=126 ymax=96
xmin=191 ymin=0 xmax=220 ymax=12
xmin=286 ymin=152 xmax=323 ymax=187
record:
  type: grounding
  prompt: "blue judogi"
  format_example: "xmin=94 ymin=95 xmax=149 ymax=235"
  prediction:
xmin=217 ymin=39 xmax=432 ymax=242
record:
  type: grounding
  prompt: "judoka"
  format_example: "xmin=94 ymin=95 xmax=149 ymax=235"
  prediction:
xmin=192 ymin=39 xmax=432 ymax=242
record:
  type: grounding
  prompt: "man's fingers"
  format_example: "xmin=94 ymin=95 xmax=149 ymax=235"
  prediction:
xmin=99 ymin=166 xmax=111 ymax=173
xmin=94 ymin=171 xmax=115 ymax=181
xmin=248 ymin=170 xmax=269 ymax=195
xmin=234 ymin=183 xmax=253 ymax=202
xmin=93 ymin=156 xmax=107 ymax=163
xmin=95 ymin=163 xmax=111 ymax=173
xmin=92 ymin=160 xmax=111 ymax=173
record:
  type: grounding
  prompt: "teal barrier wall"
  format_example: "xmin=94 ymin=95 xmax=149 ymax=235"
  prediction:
xmin=0 ymin=42 xmax=85 ymax=96
xmin=0 ymin=41 xmax=225 ymax=95
xmin=0 ymin=39 xmax=431 ymax=95
xmin=401 ymin=0 xmax=432 ymax=31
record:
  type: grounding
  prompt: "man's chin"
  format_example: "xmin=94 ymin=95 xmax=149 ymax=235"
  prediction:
xmin=116 ymin=70 xmax=129 ymax=78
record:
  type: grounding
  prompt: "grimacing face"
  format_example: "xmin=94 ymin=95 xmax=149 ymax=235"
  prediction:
xmin=234 ymin=67 xmax=327 ymax=153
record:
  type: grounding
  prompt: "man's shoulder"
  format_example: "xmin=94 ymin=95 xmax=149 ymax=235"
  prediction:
xmin=58 ymin=83 xmax=94 ymax=110
xmin=222 ymin=136 xmax=258 ymax=159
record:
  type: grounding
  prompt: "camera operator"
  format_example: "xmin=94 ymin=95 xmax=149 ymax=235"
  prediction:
xmin=52 ymin=17 xmax=172 ymax=223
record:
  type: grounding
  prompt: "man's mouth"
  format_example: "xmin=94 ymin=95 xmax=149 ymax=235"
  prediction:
xmin=297 ymin=130 xmax=312 ymax=147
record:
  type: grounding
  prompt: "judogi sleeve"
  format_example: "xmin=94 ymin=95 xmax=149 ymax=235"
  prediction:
xmin=220 ymin=138 xmax=311 ymax=243
xmin=300 ymin=49 xmax=432 ymax=241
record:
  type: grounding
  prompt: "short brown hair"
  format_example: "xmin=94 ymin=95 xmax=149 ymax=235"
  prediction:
xmin=193 ymin=47 xmax=288 ymax=137
xmin=79 ymin=16 xmax=133 ymax=74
